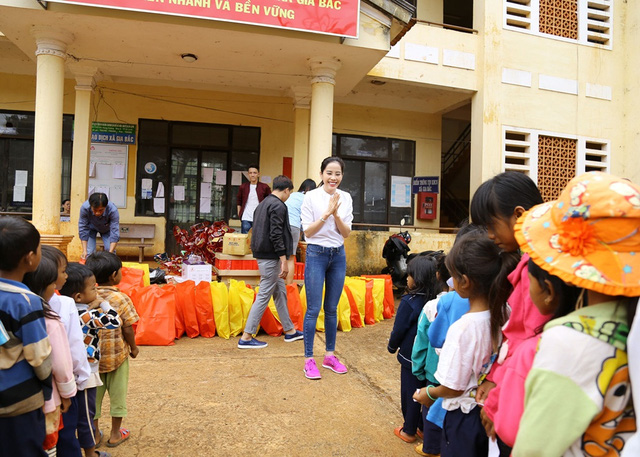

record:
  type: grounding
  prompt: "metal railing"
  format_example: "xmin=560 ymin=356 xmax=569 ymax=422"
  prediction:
xmin=442 ymin=123 xmax=471 ymax=176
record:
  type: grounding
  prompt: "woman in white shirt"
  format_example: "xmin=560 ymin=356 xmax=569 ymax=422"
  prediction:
xmin=300 ymin=157 xmax=353 ymax=380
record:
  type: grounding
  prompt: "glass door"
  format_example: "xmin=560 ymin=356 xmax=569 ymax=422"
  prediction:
xmin=165 ymin=148 xmax=228 ymax=255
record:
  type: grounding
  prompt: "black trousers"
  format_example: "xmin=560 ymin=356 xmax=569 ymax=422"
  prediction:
xmin=441 ymin=406 xmax=488 ymax=457
xmin=400 ymin=365 xmax=426 ymax=435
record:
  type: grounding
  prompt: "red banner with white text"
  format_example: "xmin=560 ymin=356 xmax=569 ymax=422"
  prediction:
xmin=47 ymin=0 xmax=359 ymax=38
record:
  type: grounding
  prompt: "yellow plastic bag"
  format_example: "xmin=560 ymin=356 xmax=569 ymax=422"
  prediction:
xmin=370 ymin=277 xmax=385 ymax=323
xmin=337 ymin=289 xmax=352 ymax=332
xmin=228 ymin=279 xmax=255 ymax=337
xmin=210 ymin=282 xmax=230 ymax=339
xmin=344 ymin=277 xmax=366 ymax=326
xmin=121 ymin=261 xmax=150 ymax=286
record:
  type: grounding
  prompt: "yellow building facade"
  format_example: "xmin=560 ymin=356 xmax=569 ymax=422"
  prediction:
xmin=0 ymin=0 xmax=638 ymax=271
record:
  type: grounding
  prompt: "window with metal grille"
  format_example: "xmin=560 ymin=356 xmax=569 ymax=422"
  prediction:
xmin=504 ymin=0 xmax=612 ymax=48
xmin=502 ymin=126 xmax=610 ymax=201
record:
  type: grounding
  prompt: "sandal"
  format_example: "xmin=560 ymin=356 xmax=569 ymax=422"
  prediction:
xmin=394 ymin=425 xmax=417 ymax=443
xmin=95 ymin=451 xmax=111 ymax=457
xmin=106 ymin=428 xmax=130 ymax=447
xmin=95 ymin=430 xmax=103 ymax=448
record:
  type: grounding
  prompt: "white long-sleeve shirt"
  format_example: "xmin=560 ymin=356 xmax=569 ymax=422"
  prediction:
xmin=49 ymin=294 xmax=91 ymax=390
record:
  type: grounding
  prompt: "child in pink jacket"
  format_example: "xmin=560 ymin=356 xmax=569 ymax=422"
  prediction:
xmin=23 ymin=256 xmax=77 ymax=453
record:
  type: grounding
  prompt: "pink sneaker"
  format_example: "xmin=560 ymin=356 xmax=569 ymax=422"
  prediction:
xmin=322 ymin=355 xmax=348 ymax=374
xmin=304 ymin=358 xmax=322 ymax=380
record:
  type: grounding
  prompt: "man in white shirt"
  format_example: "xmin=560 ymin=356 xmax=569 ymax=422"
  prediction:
xmin=236 ymin=165 xmax=271 ymax=234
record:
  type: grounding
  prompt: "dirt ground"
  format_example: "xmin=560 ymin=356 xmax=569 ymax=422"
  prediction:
xmin=97 ymin=316 xmax=421 ymax=457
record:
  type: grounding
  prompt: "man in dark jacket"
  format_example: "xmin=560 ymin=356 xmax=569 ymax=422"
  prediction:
xmin=236 ymin=165 xmax=271 ymax=234
xmin=238 ymin=175 xmax=304 ymax=349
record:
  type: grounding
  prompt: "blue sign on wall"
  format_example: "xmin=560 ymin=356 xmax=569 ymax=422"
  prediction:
xmin=412 ymin=176 xmax=439 ymax=194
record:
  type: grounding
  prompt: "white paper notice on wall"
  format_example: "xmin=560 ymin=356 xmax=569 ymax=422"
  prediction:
xmin=156 ymin=182 xmax=165 ymax=197
xmin=112 ymin=163 xmax=125 ymax=179
xmin=231 ymin=171 xmax=243 ymax=186
xmin=201 ymin=182 xmax=211 ymax=196
xmin=174 ymin=185 xmax=185 ymax=201
xmin=89 ymin=162 xmax=96 ymax=178
xmin=13 ymin=186 xmax=26 ymax=202
xmin=141 ymin=179 xmax=152 ymax=200
xmin=95 ymin=186 xmax=110 ymax=198
xmin=200 ymin=197 xmax=211 ymax=213
xmin=260 ymin=176 xmax=272 ymax=184
xmin=154 ymin=197 xmax=165 ymax=213
xmin=202 ymin=167 xmax=213 ymax=183
xmin=390 ymin=176 xmax=412 ymax=208
xmin=15 ymin=170 xmax=28 ymax=187
xmin=215 ymin=170 xmax=227 ymax=185
xmin=88 ymin=186 xmax=95 ymax=196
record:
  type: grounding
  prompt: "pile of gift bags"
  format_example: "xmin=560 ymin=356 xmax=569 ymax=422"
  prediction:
xmin=119 ymin=265 xmax=395 ymax=346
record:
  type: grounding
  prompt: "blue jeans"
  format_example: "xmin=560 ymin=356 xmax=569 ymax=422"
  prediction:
xmin=241 ymin=220 xmax=253 ymax=234
xmin=303 ymin=244 xmax=346 ymax=358
xmin=87 ymin=230 xmax=112 ymax=255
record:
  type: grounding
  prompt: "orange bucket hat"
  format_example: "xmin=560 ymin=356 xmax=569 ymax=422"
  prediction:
xmin=514 ymin=172 xmax=640 ymax=297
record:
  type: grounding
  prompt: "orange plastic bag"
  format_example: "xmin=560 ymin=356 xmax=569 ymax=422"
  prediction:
xmin=134 ymin=285 xmax=176 ymax=346
xmin=210 ymin=282 xmax=230 ymax=339
xmin=337 ymin=289 xmax=352 ymax=332
xmin=286 ymin=284 xmax=303 ymax=331
xmin=195 ymin=281 xmax=216 ymax=338
xmin=362 ymin=274 xmax=394 ymax=319
xmin=262 ymin=300 xmax=284 ymax=337
xmin=118 ymin=267 xmax=145 ymax=299
xmin=175 ymin=281 xmax=199 ymax=338
xmin=343 ymin=285 xmax=364 ymax=328
xmin=363 ymin=278 xmax=376 ymax=325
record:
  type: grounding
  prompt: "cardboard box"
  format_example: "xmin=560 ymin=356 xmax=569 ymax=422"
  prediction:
xmin=222 ymin=232 xmax=252 ymax=255
xmin=181 ymin=263 xmax=212 ymax=285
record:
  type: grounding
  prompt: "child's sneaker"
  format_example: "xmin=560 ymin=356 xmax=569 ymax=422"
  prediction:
xmin=304 ymin=358 xmax=322 ymax=380
xmin=322 ymin=355 xmax=348 ymax=374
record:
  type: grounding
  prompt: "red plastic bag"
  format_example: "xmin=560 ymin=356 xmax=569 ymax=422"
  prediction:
xmin=134 ymin=285 xmax=176 ymax=346
xmin=286 ymin=284 xmax=304 ymax=331
xmin=175 ymin=281 xmax=199 ymax=338
xmin=118 ymin=267 xmax=145 ymax=299
xmin=195 ymin=281 xmax=216 ymax=338
xmin=362 ymin=274 xmax=395 ymax=319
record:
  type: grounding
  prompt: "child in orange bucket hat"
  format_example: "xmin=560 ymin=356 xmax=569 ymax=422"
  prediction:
xmin=512 ymin=172 xmax=639 ymax=456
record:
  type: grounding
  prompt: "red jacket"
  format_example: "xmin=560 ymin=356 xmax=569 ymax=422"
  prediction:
xmin=236 ymin=181 xmax=271 ymax=218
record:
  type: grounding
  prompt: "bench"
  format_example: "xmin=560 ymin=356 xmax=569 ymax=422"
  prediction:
xmin=98 ymin=223 xmax=155 ymax=263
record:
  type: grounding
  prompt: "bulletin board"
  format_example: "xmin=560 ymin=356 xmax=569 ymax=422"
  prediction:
xmin=88 ymin=143 xmax=128 ymax=208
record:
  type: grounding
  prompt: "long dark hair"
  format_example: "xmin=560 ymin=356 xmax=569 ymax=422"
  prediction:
xmin=405 ymin=255 xmax=440 ymax=301
xmin=22 ymin=256 xmax=60 ymax=320
xmin=298 ymin=179 xmax=317 ymax=193
xmin=527 ymin=259 xmax=583 ymax=333
xmin=470 ymin=172 xmax=543 ymax=227
xmin=445 ymin=231 xmax=520 ymax=349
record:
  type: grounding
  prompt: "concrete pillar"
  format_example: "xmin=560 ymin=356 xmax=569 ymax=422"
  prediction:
xmin=291 ymin=86 xmax=311 ymax=188
xmin=67 ymin=67 xmax=98 ymax=259
xmin=31 ymin=28 xmax=73 ymax=235
xmin=307 ymin=57 xmax=341 ymax=178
